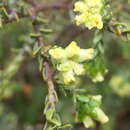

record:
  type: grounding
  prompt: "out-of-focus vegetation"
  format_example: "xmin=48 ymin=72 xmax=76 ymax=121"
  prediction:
xmin=1 ymin=0 xmax=130 ymax=130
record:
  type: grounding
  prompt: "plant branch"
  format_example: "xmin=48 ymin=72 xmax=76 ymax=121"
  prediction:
xmin=1 ymin=1 xmax=72 ymax=24
xmin=44 ymin=61 xmax=57 ymax=103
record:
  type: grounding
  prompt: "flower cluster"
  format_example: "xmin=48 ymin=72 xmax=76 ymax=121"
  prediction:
xmin=76 ymin=95 xmax=109 ymax=128
xmin=49 ymin=41 xmax=94 ymax=85
xmin=74 ymin=0 xmax=104 ymax=29
xmin=110 ymin=75 xmax=130 ymax=97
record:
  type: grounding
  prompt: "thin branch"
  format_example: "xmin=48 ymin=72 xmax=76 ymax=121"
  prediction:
xmin=1 ymin=1 xmax=72 ymax=24
xmin=44 ymin=61 xmax=57 ymax=103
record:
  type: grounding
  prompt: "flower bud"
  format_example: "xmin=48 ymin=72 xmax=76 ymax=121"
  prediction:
xmin=73 ymin=63 xmax=85 ymax=75
xmin=92 ymin=72 xmax=104 ymax=82
xmin=94 ymin=107 xmax=109 ymax=124
xmin=49 ymin=47 xmax=66 ymax=60
xmin=92 ymin=95 xmax=102 ymax=103
xmin=85 ymin=0 xmax=103 ymax=8
xmin=74 ymin=1 xmax=88 ymax=13
xmin=83 ymin=116 xmax=95 ymax=128
xmin=65 ymin=41 xmax=80 ymax=58
xmin=76 ymin=48 xmax=94 ymax=62
xmin=56 ymin=70 xmax=76 ymax=85
xmin=63 ymin=70 xmax=76 ymax=85
xmin=57 ymin=61 xmax=73 ymax=72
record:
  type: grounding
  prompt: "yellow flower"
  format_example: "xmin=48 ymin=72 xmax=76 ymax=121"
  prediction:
xmin=117 ymin=83 xmax=130 ymax=97
xmin=65 ymin=41 xmax=80 ymax=58
xmin=110 ymin=75 xmax=130 ymax=97
xmin=73 ymin=62 xmax=85 ymax=75
xmin=85 ymin=0 xmax=103 ymax=8
xmin=62 ymin=70 xmax=76 ymax=85
xmin=75 ymin=14 xmax=87 ymax=26
xmin=110 ymin=75 xmax=123 ymax=87
xmin=83 ymin=116 xmax=95 ymax=128
xmin=49 ymin=47 xmax=66 ymax=60
xmin=94 ymin=107 xmax=109 ymax=123
xmin=74 ymin=0 xmax=104 ymax=29
xmin=57 ymin=61 xmax=73 ymax=72
xmin=76 ymin=48 xmax=94 ymax=62
xmin=49 ymin=41 xmax=95 ymax=85
xmin=74 ymin=1 xmax=88 ymax=13
xmin=85 ymin=14 xmax=103 ymax=29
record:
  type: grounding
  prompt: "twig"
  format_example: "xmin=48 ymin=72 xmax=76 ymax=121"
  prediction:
xmin=1 ymin=1 xmax=72 ymax=24
xmin=44 ymin=61 xmax=57 ymax=103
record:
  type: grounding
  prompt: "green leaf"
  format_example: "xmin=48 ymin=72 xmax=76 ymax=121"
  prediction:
xmin=30 ymin=33 xmax=41 ymax=39
xmin=76 ymin=95 xmax=89 ymax=103
xmin=40 ymin=28 xmax=53 ymax=34
xmin=45 ymin=108 xmax=55 ymax=121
